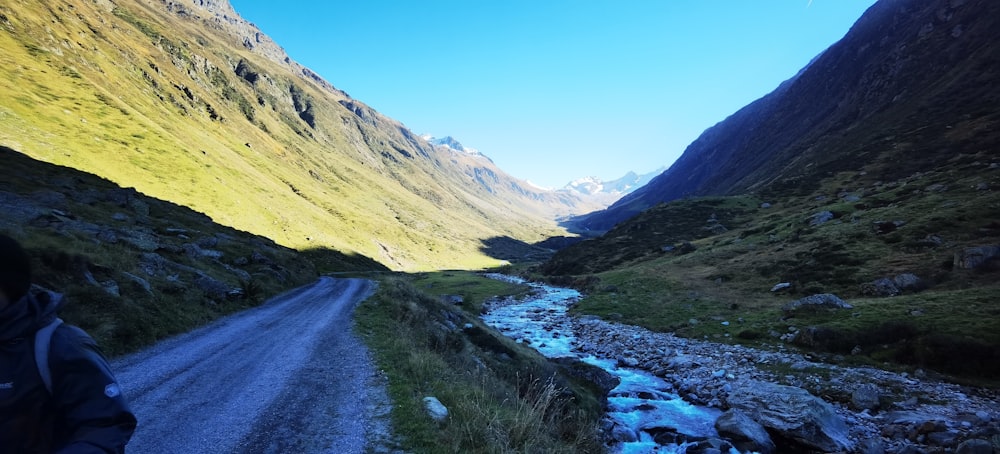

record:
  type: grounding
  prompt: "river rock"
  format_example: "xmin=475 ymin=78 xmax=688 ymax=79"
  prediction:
xmin=858 ymin=438 xmax=886 ymax=454
xmin=551 ymin=357 xmax=620 ymax=395
xmin=852 ymin=383 xmax=881 ymax=410
xmin=423 ymin=396 xmax=448 ymax=423
xmin=782 ymin=294 xmax=853 ymax=314
xmin=724 ymin=379 xmax=853 ymax=452
xmin=956 ymin=439 xmax=994 ymax=454
xmin=897 ymin=445 xmax=928 ymax=454
xmin=714 ymin=409 xmax=776 ymax=454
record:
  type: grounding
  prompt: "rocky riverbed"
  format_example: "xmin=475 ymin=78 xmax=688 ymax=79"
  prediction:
xmin=482 ymin=275 xmax=1000 ymax=454
xmin=571 ymin=316 xmax=1000 ymax=453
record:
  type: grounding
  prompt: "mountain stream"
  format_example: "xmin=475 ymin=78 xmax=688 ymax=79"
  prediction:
xmin=481 ymin=274 xmax=736 ymax=454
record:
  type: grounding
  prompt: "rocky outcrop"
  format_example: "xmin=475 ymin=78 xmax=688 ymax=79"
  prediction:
xmin=954 ymin=245 xmax=1000 ymax=269
xmin=861 ymin=273 xmax=927 ymax=297
xmin=782 ymin=293 xmax=853 ymax=314
xmin=0 ymin=153 xmax=315 ymax=307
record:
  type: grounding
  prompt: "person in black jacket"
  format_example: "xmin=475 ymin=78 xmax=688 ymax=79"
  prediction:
xmin=0 ymin=233 xmax=136 ymax=453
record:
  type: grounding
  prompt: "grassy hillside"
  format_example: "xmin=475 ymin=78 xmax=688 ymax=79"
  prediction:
xmin=0 ymin=146 xmax=385 ymax=355
xmin=543 ymin=162 xmax=1000 ymax=381
xmin=0 ymin=0 xmax=572 ymax=272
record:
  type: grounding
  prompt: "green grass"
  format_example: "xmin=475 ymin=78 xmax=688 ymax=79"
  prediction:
xmin=354 ymin=275 xmax=604 ymax=453
xmin=410 ymin=270 xmax=532 ymax=315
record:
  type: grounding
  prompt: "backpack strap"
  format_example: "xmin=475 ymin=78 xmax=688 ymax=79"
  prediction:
xmin=34 ymin=318 xmax=63 ymax=395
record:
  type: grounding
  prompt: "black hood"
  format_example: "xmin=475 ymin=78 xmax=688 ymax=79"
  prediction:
xmin=0 ymin=287 xmax=63 ymax=342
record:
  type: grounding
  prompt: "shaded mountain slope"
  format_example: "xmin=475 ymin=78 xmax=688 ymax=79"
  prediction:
xmin=0 ymin=0 xmax=587 ymax=270
xmin=540 ymin=0 xmax=1000 ymax=382
xmin=576 ymin=0 xmax=1000 ymax=232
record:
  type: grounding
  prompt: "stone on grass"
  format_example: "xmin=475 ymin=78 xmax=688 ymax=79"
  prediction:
xmin=423 ymin=396 xmax=448 ymax=423
xmin=954 ymin=246 xmax=1000 ymax=269
xmin=782 ymin=294 xmax=853 ymax=314
xmin=860 ymin=278 xmax=900 ymax=297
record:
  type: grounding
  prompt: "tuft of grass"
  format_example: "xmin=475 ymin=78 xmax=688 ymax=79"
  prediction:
xmin=410 ymin=270 xmax=531 ymax=315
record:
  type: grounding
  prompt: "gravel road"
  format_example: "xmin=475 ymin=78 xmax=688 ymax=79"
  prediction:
xmin=111 ymin=277 xmax=393 ymax=454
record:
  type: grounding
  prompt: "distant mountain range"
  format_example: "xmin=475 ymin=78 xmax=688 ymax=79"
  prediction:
xmin=564 ymin=168 xmax=665 ymax=197
xmin=421 ymin=135 xmax=662 ymax=212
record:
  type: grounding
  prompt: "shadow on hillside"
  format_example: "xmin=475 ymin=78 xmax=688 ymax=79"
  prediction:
xmin=0 ymin=145 xmax=383 ymax=271
xmin=0 ymin=145 xmax=388 ymax=355
xmin=479 ymin=235 xmax=591 ymax=264
xmin=299 ymin=247 xmax=389 ymax=273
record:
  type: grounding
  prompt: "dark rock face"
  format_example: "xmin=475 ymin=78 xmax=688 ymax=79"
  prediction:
xmin=714 ymin=409 xmax=776 ymax=454
xmin=575 ymin=0 xmax=1000 ymax=232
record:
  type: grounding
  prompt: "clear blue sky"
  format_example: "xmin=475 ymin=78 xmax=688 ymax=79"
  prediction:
xmin=230 ymin=0 xmax=877 ymax=189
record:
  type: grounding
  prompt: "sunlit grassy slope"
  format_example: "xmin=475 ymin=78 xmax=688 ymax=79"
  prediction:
xmin=0 ymin=0 xmax=569 ymax=271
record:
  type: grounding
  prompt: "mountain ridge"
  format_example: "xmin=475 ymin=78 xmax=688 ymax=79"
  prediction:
xmin=0 ymin=0 xmax=605 ymax=270
xmin=539 ymin=0 xmax=1000 ymax=385
xmin=575 ymin=0 xmax=1000 ymax=232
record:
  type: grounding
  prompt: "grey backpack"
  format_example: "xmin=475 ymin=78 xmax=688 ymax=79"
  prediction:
xmin=34 ymin=318 xmax=63 ymax=394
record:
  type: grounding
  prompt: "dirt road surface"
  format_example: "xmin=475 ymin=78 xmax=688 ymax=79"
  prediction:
xmin=111 ymin=277 xmax=393 ymax=453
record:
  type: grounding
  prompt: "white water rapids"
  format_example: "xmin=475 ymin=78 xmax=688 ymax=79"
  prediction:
xmin=481 ymin=274 xmax=739 ymax=454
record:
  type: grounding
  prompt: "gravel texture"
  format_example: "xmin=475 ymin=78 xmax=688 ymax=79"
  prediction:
xmin=111 ymin=277 xmax=394 ymax=454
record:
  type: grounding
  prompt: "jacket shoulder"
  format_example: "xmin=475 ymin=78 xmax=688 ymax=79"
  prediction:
xmin=49 ymin=324 xmax=99 ymax=350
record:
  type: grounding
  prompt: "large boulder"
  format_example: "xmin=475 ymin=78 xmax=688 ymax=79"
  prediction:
xmin=893 ymin=273 xmax=925 ymax=292
xmin=954 ymin=246 xmax=1000 ymax=269
xmin=782 ymin=294 xmax=853 ymax=314
xmin=715 ymin=409 xmax=776 ymax=454
xmin=860 ymin=278 xmax=900 ymax=297
xmin=724 ymin=379 xmax=853 ymax=452
xmin=956 ymin=439 xmax=994 ymax=454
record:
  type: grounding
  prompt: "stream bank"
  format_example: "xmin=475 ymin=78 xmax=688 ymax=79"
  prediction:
xmin=481 ymin=274 xmax=1000 ymax=453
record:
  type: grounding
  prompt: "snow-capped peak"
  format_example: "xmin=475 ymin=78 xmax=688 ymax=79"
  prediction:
xmin=424 ymin=135 xmax=480 ymax=155
xmin=566 ymin=177 xmax=605 ymax=195
xmin=563 ymin=167 xmax=666 ymax=196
